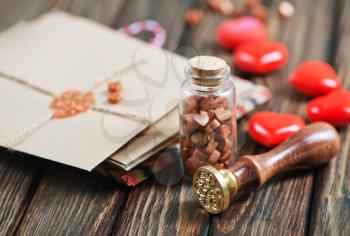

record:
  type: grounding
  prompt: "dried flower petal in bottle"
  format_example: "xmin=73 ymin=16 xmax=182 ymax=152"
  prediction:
xmin=180 ymin=56 xmax=237 ymax=174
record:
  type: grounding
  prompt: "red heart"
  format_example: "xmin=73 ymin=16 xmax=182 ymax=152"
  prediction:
xmin=249 ymin=111 xmax=305 ymax=147
xmin=234 ymin=41 xmax=289 ymax=74
xmin=307 ymin=91 xmax=350 ymax=126
xmin=289 ymin=60 xmax=342 ymax=97
xmin=216 ymin=16 xmax=267 ymax=49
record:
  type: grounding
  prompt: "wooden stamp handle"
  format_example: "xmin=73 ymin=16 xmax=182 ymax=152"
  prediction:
xmin=193 ymin=122 xmax=340 ymax=214
xmin=229 ymin=122 xmax=340 ymax=192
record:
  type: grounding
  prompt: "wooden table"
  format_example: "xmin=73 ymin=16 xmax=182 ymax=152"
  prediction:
xmin=0 ymin=0 xmax=349 ymax=235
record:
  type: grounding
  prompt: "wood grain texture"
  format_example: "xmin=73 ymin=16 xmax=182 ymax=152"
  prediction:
xmin=0 ymin=150 xmax=42 ymax=236
xmin=53 ymin=0 xmax=126 ymax=26
xmin=209 ymin=0 xmax=340 ymax=235
xmin=0 ymin=0 xmax=56 ymax=29
xmin=16 ymin=164 xmax=128 ymax=236
xmin=309 ymin=0 xmax=350 ymax=235
xmin=113 ymin=178 xmax=210 ymax=236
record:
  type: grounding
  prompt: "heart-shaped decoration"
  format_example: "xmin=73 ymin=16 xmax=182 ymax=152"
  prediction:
xmin=249 ymin=111 xmax=305 ymax=147
xmin=193 ymin=112 xmax=210 ymax=126
xmin=289 ymin=60 xmax=342 ymax=97
xmin=234 ymin=41 xmax=289 ymax=74
xmin=215 ymin=108 xmax=232 ymax=122
xmin=307 ymin=91 xmax=350 ymax=126
xmin=216 ymin=16 xmax=267 ymax=49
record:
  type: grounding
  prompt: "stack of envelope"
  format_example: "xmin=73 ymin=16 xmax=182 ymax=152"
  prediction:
xmin=0 ymin=12 xmax=271 ymax=185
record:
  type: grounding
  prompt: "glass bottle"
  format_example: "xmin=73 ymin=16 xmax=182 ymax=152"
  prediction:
xmin=179 ymin=56 xmax=237 ymax=174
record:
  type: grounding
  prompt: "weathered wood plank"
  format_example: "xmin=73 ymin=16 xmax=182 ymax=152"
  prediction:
xmin=309 ymin=0 xmax=350 ymax=235
xmin=0 ymin=150 xmax=42 ymax=236
xmin=53 ymin=0 xmax=126 ymax=26
xmin=0 ymin=0 xmax=56 ymax=29
xmin=16 ymin=164 xmax=128 ymax=236
xmin=113 ymin=177 xmax=211 ymax=236
xmin=207 ymin=0 xmax=339 ymax=235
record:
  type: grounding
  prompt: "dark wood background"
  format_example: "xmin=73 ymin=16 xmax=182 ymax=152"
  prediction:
xmin=0 ymin=0 xmax=349 ymax=235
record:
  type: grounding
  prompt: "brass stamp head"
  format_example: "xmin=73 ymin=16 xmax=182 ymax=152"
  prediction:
xmin=193 ymin=165 xmax=237 ymax=214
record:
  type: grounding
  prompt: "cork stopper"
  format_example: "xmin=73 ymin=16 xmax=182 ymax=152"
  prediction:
xmin=187 ymin=56 xmax=229 ymax=87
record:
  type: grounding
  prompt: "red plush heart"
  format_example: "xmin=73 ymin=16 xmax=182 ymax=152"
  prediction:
xmin=216 ymin=16 xmax=267 ymax=49
xmin=289 ymin=60 xmax=342 ymax=97
xmin=234 ymin=41 xmax=289 ymax=74
xmin=249 ymin=111 xmax=305 ymax=147
xmin=307 ymin=91 xmax=350 ymax=126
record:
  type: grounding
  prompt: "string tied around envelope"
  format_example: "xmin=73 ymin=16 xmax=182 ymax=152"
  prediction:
xmin=7 ymin=114 xmax=54 ymax=150
xmin=4 ymin=59 xmax=150 ymax=150
xmin=5 ymin=19 xmax=167 ymax=149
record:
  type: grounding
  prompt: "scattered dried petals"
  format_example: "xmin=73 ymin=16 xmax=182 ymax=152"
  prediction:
xmin=250 ymin=4 xmax=268 ymax=22
xmin=208 ymin=0 xmax=235 ymax=16
xmin=233 ymin=7 xmax=244 ymax=17
xmin=186 ymin=9 xmax=204 ymax=26
xmin=278 ymin=1 xmax=295 ymax=20
xmin=245 ymin=0 xmax=261 ymax=9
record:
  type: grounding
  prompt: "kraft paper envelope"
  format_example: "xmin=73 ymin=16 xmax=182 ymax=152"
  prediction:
xmin=0 ymin=12 xmax=187 ymax=171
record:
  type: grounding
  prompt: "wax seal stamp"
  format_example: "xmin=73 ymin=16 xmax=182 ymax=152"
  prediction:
xmin=51 ymin=90 xmax=95 ymax=118
xmin=193 ymin=165 xmax=236 ymax=214
xmin=193 ymin=122 xmax=340 ymax=214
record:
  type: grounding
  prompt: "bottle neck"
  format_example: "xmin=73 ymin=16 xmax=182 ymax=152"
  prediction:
xmin=188 ymin=79 xmax=227 ymax=92
xmin=185 ymin=64 xmax=231 ymax=93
